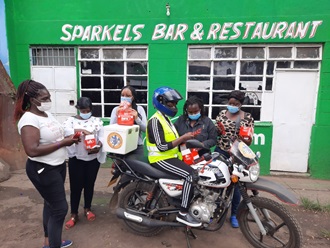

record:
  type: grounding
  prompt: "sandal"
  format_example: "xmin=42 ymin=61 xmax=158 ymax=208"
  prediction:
xmin=85 ymin=210 xmax=96 ymax=221
xmin=65 ymin=216 xmax=78 ymax=230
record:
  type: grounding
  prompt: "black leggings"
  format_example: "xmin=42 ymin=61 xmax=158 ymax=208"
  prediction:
xmin=152 ymin=158 xmax=195 ymax=212
xmin=68 ymin=157 xmax=100 ymax=214
xmin=26 ymin=159 xmax=68 ymax=248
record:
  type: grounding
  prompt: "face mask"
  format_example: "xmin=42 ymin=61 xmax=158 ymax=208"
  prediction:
xmin=188 ymin=112 xmax=201 ymax=120
xmin=121 ymin=97 xmax=132 ymax=104
xmin=227 ymin=105 xmax=240 ymax=114
xmin=166 ymin=106 xmax=178 ymax=117
xmin=34 ymin=100 xmax=52 ymax=112
xmin=80 ymin=112 xmax=92 ymax=119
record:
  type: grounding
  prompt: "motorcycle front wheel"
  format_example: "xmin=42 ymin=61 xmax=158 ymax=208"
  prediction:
xmin=237 ymin=197 xmax=302 ymax=248
xmin=118 ymin=181 xmax=169 ymax=237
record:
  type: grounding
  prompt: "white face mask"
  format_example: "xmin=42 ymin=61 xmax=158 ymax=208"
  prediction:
xmin=35 ymin=100 xmax=52 ymax=112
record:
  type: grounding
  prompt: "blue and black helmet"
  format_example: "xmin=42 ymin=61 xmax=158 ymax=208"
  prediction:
xmin=152 ymin=86 xmax=183 ymax=117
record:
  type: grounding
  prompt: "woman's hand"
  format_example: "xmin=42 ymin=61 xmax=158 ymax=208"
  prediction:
xmin=240 ymin=136 xmax=252 ymax=146
xmin=87 ymin=141 xmax=102 ymax=154
xmin=116 ymin=101 xmax=132 ymax=115
xmin=116 ymin=106 xmax=123 ymax=116
xmin=172 ymin=132 xmax=194 ymax=148
xmin=74 ymin=129 xmax=92 ymax=135
xmin=62 ymin=135 xmax=80 ymax=146
xmin=130 ymin=109 xmax=138 ymax=120
xmin=181 ymin=132 xmax=195 ymax=142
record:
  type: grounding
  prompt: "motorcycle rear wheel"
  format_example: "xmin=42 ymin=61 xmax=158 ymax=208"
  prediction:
xmin=118 ymin=181 xmax=168 ymax=237
xmin=237 ymin=197 xmax=302 ymax=248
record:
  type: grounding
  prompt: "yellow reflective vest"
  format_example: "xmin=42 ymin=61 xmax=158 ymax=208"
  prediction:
xmin=146 ymin=111 xmax=182 ymax=163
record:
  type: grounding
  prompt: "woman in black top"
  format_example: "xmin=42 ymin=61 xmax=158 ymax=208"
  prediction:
xmin=174 ymin=95 xmax=217 ymax=150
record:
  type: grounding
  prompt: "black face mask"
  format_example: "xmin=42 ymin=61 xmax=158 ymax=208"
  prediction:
xmin=167 ymin=106 xmax=178 ymax=117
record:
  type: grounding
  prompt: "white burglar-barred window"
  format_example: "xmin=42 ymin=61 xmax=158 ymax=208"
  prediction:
xmin=31 ymin=47 xmax=76 ymax=66
xmin=187 ymin=44 xmax=321 ymax=121
xmin=78 ymin=46 xmax=148 ymax=118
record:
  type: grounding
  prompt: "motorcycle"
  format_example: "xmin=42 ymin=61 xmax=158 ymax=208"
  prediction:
xmin=107 ymin=139 xmax=302 ymax=248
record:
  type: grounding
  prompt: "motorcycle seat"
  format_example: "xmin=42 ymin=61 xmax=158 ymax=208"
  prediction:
xmin=125 ymin=159 xmax=181 ymax=180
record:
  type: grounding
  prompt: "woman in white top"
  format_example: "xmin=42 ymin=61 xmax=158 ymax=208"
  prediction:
xmin=63 ymin=97 xmax=106 ymax=229
xmin=110 ymin=85 xmax=147 ymax=159
xmin=14 ymin=80 xmax=76 ymax=248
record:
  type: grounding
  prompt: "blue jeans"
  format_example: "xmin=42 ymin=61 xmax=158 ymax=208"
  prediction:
xmin=26 ymin=159 xmax=68 ymax=248
xmin=214 ymin=147 xmax=241 ymax=216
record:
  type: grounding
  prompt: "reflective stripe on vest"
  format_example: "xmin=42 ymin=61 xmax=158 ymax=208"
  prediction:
xmin=146 ymin=111 xmax=182 ymax=163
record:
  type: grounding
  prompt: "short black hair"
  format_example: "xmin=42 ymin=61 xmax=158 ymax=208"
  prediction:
xmin=76 ymin=97 xmax=93 ymax=110
xmin=183 ymin=95 xmax=205 ymax=118
xmin=228 ymin=90 xmax=245 ymax=104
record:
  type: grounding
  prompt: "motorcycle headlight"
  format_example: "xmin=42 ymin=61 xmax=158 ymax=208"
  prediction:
xmin=249 ymin=163 xmax=260 ymax=182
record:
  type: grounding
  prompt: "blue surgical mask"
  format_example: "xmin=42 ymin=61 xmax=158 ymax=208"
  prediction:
xmin=121 ymin=97 xmax=132 ymax=104
xmin=227 ymin=105 xmax=239 ymax=114
xmin=188 ymin=112 xmax=201 ymax=120
xmin=80 ymin=112 xmax=92 ymax=119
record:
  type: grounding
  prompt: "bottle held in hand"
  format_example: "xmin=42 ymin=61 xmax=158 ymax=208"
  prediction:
xmin=117 ymin=101 xmax=134 ymax=126
xmin=239 ymin=126 xmax=254 ymax=141
xmin=84 ymin=134 xmax=99 ymax=149
xmin=72 ymin=131 xmax=82 ymax=139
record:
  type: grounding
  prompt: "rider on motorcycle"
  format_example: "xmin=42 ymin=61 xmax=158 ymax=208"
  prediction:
xmin=146 ymin=86 xmax=202 ymax=227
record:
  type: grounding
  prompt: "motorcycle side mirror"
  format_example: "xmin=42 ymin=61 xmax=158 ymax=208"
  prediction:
xmin=256 ymin=151 xmax=261 ymax=160
xmin=203 ymin=153 xmax=212 ymax=161
xmin=185 ymin=139 xmax=205 ymax=149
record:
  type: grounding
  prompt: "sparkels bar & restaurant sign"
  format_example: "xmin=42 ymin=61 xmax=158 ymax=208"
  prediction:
xmin=60 ymin=20 xmax=323 ymax=42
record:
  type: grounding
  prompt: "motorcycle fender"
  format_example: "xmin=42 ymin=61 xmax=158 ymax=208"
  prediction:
xmin=108 ymin=175 xmax=119 ymax=187
xmin=245 ymin=177 xmax=299 ymax=205
xmin=113 ymin=174 xmax=134 ymax=192
xmin=109 ymin=174 xmax=134 ymax=212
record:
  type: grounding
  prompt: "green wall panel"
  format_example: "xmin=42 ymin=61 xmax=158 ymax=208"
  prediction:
xmin=309 ymin=126 xmax=330 ymax=179
xmin=251 ymin=123 xmax=273 ymax=176
xmin=148 ymin=43 xmax=187 ymax=118
xmin=322 ymin=44 xmax=330 ymax=59
xmin=321 ymin=59 xmax=330 ymax=73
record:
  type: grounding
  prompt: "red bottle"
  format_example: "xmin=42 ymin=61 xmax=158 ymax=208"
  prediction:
xmin=117 ymin=101 xmax=134 ymax=125
xmin=239 ymin=126 xmax=254 ymax=141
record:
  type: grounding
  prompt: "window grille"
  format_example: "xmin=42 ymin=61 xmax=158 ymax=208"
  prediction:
xmin=31 ymin=47 xmax=75 ymax=66
xmin=78 ymin=46 xmax=148 ymax=118
xmin=187 ymin=44 xmax=322 ymax=121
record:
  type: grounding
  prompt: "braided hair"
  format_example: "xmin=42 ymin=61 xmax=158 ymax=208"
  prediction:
xmin=14 ymin=80 xmax=47 ymax=121
xmin=183 ymin=95 xmax=205 ymax=119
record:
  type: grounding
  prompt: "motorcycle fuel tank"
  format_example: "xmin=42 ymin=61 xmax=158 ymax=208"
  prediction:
xmin=192 ymin=160 xmax=231 ymax=188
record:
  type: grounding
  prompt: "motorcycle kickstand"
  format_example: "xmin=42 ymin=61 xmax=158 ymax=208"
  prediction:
xmin=185 ymin=226 xmax=197 ymax=248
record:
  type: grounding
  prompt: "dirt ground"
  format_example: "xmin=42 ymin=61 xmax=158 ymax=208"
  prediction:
xmin=0 ymin=170 xmax=329 ymax=248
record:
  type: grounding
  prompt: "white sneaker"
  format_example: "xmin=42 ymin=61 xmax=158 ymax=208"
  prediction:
xmin=176 ymin=213 xmax=202 ymax=227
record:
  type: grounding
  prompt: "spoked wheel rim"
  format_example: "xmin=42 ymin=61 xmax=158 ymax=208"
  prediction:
xmin=118 ymin=182 xmax=169 ymax=236
xmin=245 ymin=211 xmax=291 ymax=247
xmin=238 ymin=197 xmax=302 ymax=248
xmin=127 ymin=190 xmax=148 ymax=211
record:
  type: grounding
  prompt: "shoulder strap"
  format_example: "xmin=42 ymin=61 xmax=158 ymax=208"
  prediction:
xmin=235 ymin=114 xmax=241 ymax=131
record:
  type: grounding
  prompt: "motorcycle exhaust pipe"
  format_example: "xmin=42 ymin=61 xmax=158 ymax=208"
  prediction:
xmin=116 ymin=207 xmax=184 ymax=227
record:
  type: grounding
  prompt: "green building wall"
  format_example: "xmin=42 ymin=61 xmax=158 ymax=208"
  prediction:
xmin=309 ymin=43 xmax=330 ymax=179
xmin=4 ymin=0 xmax=330 ymax=178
